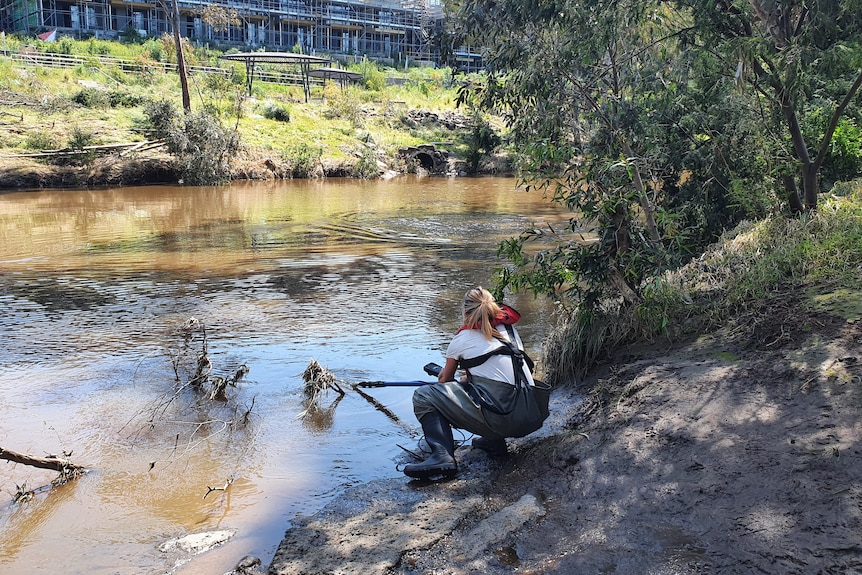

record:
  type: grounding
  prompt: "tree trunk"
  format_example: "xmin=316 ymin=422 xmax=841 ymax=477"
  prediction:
xmin=620 ymin=139 xmax=662 ymax=246
xmin=608 ymin=266 xmax=641 ymax=305
xmin=172 ymin=0 xmax=192 ymax=113
xmin=0 ymin=447 xmax=84 ymax=473
xmin=157 ymin=0 xmax=191 ymax=113
xmin=801 ymin=163 xmax=819 ymax=210
xmin=782 ymin=174 xmax=804 ymax=214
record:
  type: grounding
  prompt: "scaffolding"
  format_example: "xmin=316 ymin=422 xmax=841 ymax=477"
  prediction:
xmin=0 ymin=0 xmax=451 ymax=64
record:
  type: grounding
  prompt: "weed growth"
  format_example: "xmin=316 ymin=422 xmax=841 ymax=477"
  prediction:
xmin=64 ymin=127 xmax=97 ymax=165
xmin=23 ymin=131 xmax=57 ymax=151
xmin=260 ymin=100 xmax=291 ymax=122
xmin=354 ymin=146 xmax=380 ymax=178
xmin=72 ymin=87 xmax=110 ymax=108
xmin=287 ymin=143 xmax=323 ymax=178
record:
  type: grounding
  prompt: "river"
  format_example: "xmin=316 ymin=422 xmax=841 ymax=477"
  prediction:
xmin=0 ymin=176 xmax=570 ymax=575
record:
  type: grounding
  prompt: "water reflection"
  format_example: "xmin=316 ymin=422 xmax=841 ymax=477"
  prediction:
xmin=0 ymin=176 xmax=570 ymax=575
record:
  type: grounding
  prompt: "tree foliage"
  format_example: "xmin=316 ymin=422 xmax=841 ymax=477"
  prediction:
xmin=201 ymin=4 xmax=241 ymax=32
xmin=460 ymin=1 xmax=755 ymax=311
xmin=143 ymin=99 xmax=240 ymax=185
xmin=681 ymin=0 xmax=862 ymax=211
xmin=455 ymin=0 xmax=862 ymax=316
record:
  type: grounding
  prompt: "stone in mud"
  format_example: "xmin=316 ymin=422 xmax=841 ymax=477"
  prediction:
xmin=158 ymin=529 xmax=236 ymax=554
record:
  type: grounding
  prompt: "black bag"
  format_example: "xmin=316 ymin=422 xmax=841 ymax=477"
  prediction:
xmin=459 ymin=326 xmax=552 ymax=437
xmin=462 ymin=375 xmax=551 ymax=438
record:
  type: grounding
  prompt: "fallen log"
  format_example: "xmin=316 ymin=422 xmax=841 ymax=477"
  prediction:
xmin=0 ymin=446 xmax=84 ymax=473
xmin=0 ymin=140 xmax=165 ymax=159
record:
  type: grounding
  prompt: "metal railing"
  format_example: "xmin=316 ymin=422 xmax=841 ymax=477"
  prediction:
xmin=2 ymin=49 xmax=325 ymax=88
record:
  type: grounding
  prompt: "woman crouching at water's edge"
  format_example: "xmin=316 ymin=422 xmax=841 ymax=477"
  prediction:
xmin=404 ymin=286 xmax=550 ymax=480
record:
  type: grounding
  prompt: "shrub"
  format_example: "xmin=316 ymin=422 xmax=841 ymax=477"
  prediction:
xmin=64 ymin=127 xmax=97 ymax=165
xmin=23 ymin=131 xmax=58 ymax=151
xmin=144 ymin=39 xmax=163 ymax=61
xmin=67 ymin=127 xmax=95 ymax=149
xmin=289 ymin=143 xmax=322 ymax=178
xmin=354 ymin=146 xmax=379 ymax=178
xmin=108 ymin=90 xmax=145 ymax=108
xmin=162 ymin=111 xmax=241 ymax=185
xmin=463 ymin=111 xmax=500 ymax=172
xmin=323 ymin=87 xmax=362 ymax=127
xmin=260 ymin=100 xmax=290 ymax=122
xmin=140 ymin=98 xmax=179 ymax=137
xmin=86 ymin=38 xmax=112 ymax=55
xmin=56 ymin=37 xmax=75 ymax=55
xmin=122 ymin=27 xmax=146 ymax=45
xmin=72 ymin=87 xmax=110 ymax=108
xmin=360 ymin=62 xmax=386 ymax=92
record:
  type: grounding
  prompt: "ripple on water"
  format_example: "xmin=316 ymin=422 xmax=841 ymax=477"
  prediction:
xmin=0 ymin=177 xmax=567 ymax=575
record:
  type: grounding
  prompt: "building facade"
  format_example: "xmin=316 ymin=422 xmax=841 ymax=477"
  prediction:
xmin=0 ymin=0 xmax=463 ymax=65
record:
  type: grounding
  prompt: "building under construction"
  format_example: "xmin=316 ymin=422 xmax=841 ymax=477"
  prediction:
xmin=0 ymin=0 xmax=481 ymax=67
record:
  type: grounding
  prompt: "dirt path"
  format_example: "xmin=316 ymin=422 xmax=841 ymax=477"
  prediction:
xmin=266 ymin=315 xmax=862 ymax=575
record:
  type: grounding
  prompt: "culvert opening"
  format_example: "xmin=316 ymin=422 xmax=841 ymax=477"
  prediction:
xmin=415 ymin=152 xmax=435 ymax=171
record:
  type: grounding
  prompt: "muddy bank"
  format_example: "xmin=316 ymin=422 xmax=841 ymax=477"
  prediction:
xmin=263 ymin=311 xmax=862 ymax=575
xmin=0 ymin=155 xmax=177 ymax=189
xmin=0 ymin=145 xmax=511 ymax=190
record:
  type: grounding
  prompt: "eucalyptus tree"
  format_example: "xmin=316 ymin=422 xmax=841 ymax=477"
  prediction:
xmin=457 ymin=0 xmax=861 ymax=315
xmin=681 ymin=0 xmax=862 ymax=211
xmin=457 ymin=1 xmax=728 ymax=310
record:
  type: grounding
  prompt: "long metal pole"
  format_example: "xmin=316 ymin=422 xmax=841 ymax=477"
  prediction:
xmin=353 ymin=380 xmax=436 ymax=388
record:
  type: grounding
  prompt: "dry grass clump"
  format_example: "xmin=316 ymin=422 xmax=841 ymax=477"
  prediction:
xmin=301 ymin=359 xmax=342 ymax=397
xmin=299 ymin=359 xmax=345 ymax=428
xmin=542 ymin=304 xmax=636 ymax=385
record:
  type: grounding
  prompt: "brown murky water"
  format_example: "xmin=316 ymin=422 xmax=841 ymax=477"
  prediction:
xmin=0 ymin=176 xmax=571 ymax=575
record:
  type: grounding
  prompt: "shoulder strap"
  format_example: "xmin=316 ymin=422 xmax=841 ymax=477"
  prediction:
xmin=456 ymin=325 xmax=535 ymax=373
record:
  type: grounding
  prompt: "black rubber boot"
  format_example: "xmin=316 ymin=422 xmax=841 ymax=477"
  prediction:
xmin=404 ymin=411 xmax=457 ymax=479
xmin=472 ymin=436 xmax=508 ymax=457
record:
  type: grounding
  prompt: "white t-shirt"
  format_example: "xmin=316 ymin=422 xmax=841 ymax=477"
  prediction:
xmin=445 ymin=327 xmax=534 ymax=386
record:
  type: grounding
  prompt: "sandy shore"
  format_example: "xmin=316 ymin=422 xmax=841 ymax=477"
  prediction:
xmin=262 ymin=311 xmax=862 ymax=575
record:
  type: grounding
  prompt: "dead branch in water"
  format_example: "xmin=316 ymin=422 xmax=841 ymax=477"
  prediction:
xmin=168 ymin=317 xmax=249 ymax=402
xmin=302 ymin=359 xmax=344 ymax=398
xmin=0 ymin=447 xmax=85 ymax=499
xmin=298 ymin=359 xmax=417 ymax=435
xmin=0 ymin=446 xmax=84 ymax=475
xmin=123 ymin=318 xmax=256 ymax=471
xmin=211 ymin=364 xmax=250 ymax=401
xmin=203 ymin=477 xmax=235 ymax=499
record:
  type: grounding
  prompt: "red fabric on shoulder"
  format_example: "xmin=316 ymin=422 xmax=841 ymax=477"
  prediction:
xmin=496 ymin=304 xmax=521 ymax=325
xmin=458 ymin=304 xmax=521 ymax=332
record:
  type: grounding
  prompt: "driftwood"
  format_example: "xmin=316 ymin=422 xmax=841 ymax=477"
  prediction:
xmin=203 ymin=477 xmax=235 ymax=499
xmin=0 ymin=446 xmax=84 ymax=474
xmin=0 ymin=140 xmax=165 ymax=159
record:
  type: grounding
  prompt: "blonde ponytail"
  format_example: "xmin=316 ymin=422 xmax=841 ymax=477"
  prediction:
xmin=462 ymin=287 xmax=503 ymax=340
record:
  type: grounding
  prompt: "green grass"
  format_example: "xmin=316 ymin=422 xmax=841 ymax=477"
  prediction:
xmin=0 ymin=35 xmax=467 ymax=171
xmin=669 ymin=191 xmax=862 ymax=315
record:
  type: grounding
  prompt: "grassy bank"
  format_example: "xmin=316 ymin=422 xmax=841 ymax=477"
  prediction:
xmin=0 ymin=35 xmax=494 ymax=187
xmin=543 ymin=189 xmax=862 ymax=385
